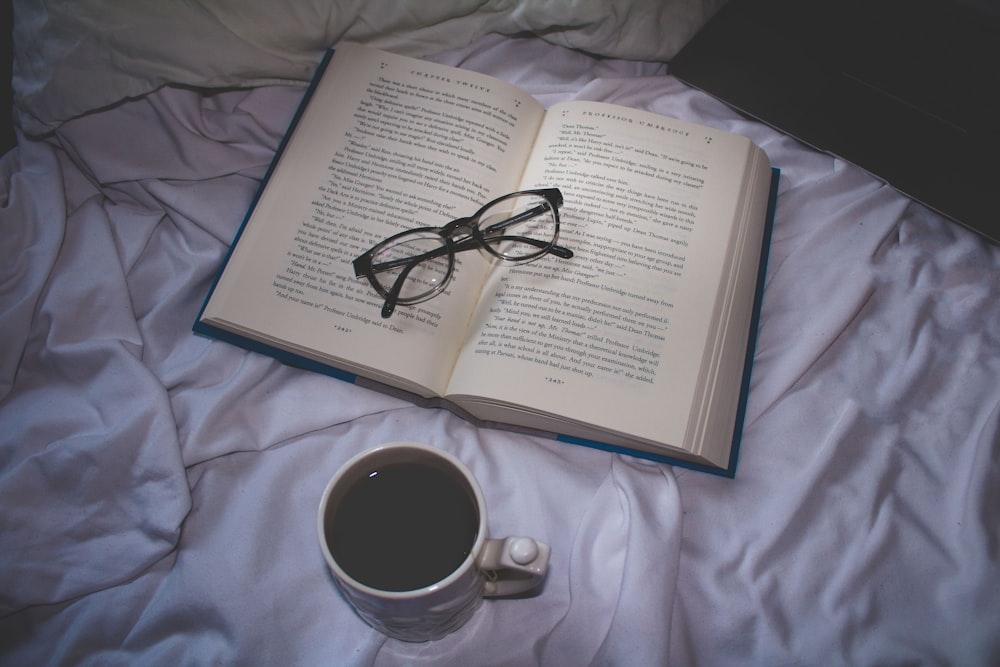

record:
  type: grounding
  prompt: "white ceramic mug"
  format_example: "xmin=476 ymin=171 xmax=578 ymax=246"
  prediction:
xmin=317 ymin=442 xmax=550 ymax=642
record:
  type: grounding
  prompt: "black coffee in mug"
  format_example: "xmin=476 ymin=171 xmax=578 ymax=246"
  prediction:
xmin=325 ymin=461 xmax=479 ymax=592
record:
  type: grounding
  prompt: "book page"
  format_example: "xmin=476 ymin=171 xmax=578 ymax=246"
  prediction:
xmin=200 ymin=43 xmax=544 ymax=396
xmin=447 ymin=101 xmax=763 ymax=456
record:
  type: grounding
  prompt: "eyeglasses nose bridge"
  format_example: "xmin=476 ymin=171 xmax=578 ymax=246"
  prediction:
xmin=440 ymin=215 xmax=478 ymax=237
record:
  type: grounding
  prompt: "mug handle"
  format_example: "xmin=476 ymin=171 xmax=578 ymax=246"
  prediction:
xmin=477 ymin=536 xmax=551 ymax=597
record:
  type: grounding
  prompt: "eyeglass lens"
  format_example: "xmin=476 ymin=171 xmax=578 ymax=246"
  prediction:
xmin=371 ymin=231 xmax=451 ymax=304
xmin=479 ymin=192 xmax=557 ymax=261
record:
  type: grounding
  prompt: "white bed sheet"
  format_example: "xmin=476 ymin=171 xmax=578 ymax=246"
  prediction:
xmin=1 ymin=34 xmax=998 ymax=666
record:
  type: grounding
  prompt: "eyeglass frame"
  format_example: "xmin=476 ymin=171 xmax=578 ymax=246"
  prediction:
xmin=352 ymin=188 xmax=573 ymax=318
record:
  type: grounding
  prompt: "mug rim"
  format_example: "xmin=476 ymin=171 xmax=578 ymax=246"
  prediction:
xmin=317 ymin=442 xmax=488 ymax=600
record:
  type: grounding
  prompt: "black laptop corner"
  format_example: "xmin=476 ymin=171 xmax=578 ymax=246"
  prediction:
xmin=669 ymin=0 xmax=1000 ymax=243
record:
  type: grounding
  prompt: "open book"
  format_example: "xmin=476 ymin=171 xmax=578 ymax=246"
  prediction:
xmin=195 ymin=43 xmax=778 ymax=476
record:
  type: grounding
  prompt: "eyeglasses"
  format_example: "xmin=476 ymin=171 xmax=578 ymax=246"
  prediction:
xmin=353 ymin=188 xmax=573 ymax=318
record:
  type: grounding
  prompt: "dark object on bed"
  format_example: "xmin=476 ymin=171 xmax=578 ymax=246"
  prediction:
xmin=669 ymin=0 xmax=1000 ymax=244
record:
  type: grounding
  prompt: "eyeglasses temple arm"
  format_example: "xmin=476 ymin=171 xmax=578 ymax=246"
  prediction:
xmin=379 ymin=260 xmax=423 ymax=318
xmin=452 ymin=234 xmax=574 ymax=259
xmin=480 ymin=204 xmax=549 ymax=235
xmin=360 ymin=243 xmax=451 ymax=275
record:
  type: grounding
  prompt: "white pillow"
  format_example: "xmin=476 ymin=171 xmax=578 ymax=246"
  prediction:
xmin=11 ymin=0 xmax=725 ymax=135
